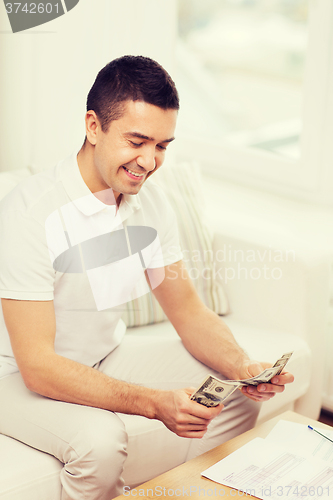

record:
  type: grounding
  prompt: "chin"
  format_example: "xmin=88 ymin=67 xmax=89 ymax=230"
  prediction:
xmin=127 ymin=186 xmax=143 ymax=196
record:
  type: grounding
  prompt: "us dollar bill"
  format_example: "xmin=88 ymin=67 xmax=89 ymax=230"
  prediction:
xmin=190 ymin=352 xmax=293 ymax=407
xmin=231 ymin=351 xmax=293 ymax=386
xmin=272 ymin=351 xmax=293 ymax=375
xmin=190 ymin=376 xmax=240 ymax=407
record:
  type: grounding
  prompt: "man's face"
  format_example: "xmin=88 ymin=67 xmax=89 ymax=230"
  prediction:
xmin=84 ymin=100 xmax=177 ymax=202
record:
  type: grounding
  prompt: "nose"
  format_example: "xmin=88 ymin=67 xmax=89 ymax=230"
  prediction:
xmin=137 ymin=147 xmax=156 ymax=172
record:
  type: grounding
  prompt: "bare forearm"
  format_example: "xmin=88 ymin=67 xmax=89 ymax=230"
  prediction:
xmin=151 ymin=262 xmax=249 ymax=379
xmin=25 ymin=353 xmax=158 ymax=418
xmin=24 ymin=353 xmax=225 ymax=438
xmin=176 ymin=304 xmax=249 ymax=380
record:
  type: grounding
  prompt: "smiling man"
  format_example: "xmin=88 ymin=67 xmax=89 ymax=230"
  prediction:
xmin=78 ymin=100 xmax=177 ymax=199
xmin=0 ymin=56 xmax=293 ymax=500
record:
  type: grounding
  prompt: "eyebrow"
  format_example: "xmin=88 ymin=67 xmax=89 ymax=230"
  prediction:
xmin=125 ymin=132 xmax=175 ymax=143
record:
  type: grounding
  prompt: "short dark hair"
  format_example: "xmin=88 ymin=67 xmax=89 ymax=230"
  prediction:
xmin=86 ymin=55 xmax=179 ymax=132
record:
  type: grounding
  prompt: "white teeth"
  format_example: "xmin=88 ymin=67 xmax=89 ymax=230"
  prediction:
xmin=124 ymin=167 xmax=144 ymax=177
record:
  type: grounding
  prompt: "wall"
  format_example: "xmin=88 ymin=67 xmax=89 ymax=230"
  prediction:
xmin=0 ymin=0 xmax=177 ymax=172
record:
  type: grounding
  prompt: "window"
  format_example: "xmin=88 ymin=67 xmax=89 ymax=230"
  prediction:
xmin=178 ymin=0 xmax=307 ymax=159
xmin=175 ymin=0 xmax=333 ymax=204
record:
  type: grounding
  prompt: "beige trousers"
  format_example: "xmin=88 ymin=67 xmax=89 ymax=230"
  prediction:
xmin=0 ymin=335 xmax=260 ymax=500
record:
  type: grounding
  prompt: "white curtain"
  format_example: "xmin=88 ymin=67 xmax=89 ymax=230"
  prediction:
xmin=0 ymin=0 xmax=177 ymax=172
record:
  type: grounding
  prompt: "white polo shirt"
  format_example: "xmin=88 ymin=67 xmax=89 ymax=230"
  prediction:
xmin=0 ymin=153 xmax=183 ymax=378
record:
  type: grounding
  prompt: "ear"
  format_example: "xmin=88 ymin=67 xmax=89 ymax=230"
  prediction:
xmin=85 ymin=111 xmax=100 ymax=146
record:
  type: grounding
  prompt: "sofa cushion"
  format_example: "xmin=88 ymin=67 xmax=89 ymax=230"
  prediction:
xmin=0 ymin=434 xmax=62 ymax=500
xmin=122 ymin=163 xmax=229 ymax=327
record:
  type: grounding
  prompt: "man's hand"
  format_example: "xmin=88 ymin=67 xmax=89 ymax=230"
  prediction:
xmin=238 ymin=361 xmax=294 ymax=402
xmin=154 ymin=387 xmax=223 ymax=438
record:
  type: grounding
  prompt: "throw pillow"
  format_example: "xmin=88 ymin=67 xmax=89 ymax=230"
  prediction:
xmin=122 ymin=162 xmax=229 ymax=328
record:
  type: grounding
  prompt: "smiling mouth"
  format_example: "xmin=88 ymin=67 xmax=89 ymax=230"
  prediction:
xmin=123 ymin=166 xmax=145 ymax=179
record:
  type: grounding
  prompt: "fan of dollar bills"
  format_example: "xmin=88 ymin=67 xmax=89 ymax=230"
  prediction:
xmin=190 ymin=352 xmax=293 ymax=407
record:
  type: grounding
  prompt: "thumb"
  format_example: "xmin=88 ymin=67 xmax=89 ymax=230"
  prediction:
xmin=246 ymin=361 xmax=264 ymax=378
xmin=184 ymin=387 xmax=197 ymax=397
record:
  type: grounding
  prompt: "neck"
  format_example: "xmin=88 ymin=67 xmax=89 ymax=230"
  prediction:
xmin=77 ymin=143 xmax=120 ymax=206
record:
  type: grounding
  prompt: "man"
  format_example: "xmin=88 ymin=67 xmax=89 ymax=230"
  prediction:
xmin=0 ymin=56 xmax=293 ymax=500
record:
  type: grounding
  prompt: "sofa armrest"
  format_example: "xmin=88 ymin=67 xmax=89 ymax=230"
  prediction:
xmin=212 ymin=231 xmax=331 ymax=418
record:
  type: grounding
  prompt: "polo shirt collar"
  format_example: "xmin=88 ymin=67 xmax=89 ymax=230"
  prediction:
xmin=60 ymin=152 xmax=141 ymax=218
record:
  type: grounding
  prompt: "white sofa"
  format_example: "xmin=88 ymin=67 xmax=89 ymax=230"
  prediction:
xmin=0 ymin=165 xmax=330 ymax=499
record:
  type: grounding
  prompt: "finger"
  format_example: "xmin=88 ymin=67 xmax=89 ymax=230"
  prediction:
xmin=271 ymin=372 xmax=294 ymax=385
xmin=241 ymin=390 xmax=263 ymax=402
xmin=249 ymin=395 xmax=274 ymax=402
xmin=179 ymin=414 xmax=211 ymax=425
xmin=184 ymin=387 xmax=224 ymax=410
xmin=242 ymin=385 xmax=264 ymax=396
xmin=241 ymin=388 xmax=275 ymax=402
xmin=173 ymin=420 xmax=210 ymax=438
xmin=205 ymin=403 xmax=224 ymax=418
xmin=179 ymin=429 xmax=208 ymax=439
xmin=183 ymin=404 xmax=223 ymax=425
xmin=188 ymin=400 xmax=224 ymax=420
xmin=184 ymin=423 xmax=209 ymax=431
xmin=241 ymin=385 xmax=278 ymax=399
xmin=184 ymin=387 xmax=198 ymax=397
xmin=257 ymin=383 xmax=285 ymax=395
xmin=247 ymin=361 xmax=265 ymax=377
xmin=184 ymin=388 xmax=223 ymax=416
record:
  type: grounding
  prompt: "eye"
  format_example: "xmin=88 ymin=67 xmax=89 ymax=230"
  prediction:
xmin=130 ymin=141 xmax=143 ymax=147
xmin=157 ymin=144 xmax=167 ymax=151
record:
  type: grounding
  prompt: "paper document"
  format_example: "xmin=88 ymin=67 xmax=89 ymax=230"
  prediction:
xmin=202 ymin=421 xmax=333 ymax=499
xmin=266 ymin=420 xmax=333 ymax=463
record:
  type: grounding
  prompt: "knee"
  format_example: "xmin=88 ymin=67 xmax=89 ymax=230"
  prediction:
xmin=85 ymin=414 xmax=127 ymax=472
xmin=66 ymin=410 xmax=128 ymax=483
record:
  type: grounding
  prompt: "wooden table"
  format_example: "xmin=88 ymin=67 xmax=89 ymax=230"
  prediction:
xmin=114 ymin=411 xmax=332 ymax=499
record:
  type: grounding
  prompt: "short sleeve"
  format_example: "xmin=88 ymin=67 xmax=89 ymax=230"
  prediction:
xmin=0 ymin=210 xmax=55 ymax=300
